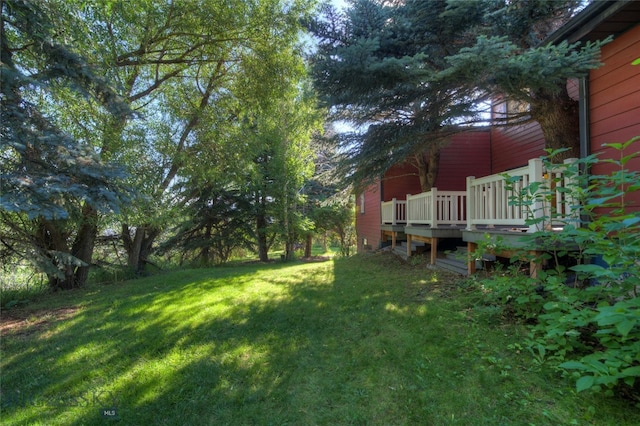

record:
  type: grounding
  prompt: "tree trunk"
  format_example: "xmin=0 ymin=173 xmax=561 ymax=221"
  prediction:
xmin=201 ymin=223 xmax=212 ymax=266
xmin=256 ymin=212 xmax=269 ymax=262
xmin=37 ymin=219 xmax=75 ymax=290
xmin=71 ymin=203 xmax=98 ymax=287
xmin=122 ymin=224 xmax=144 ymax=271
xmin=530 ymin=88 xmax=580 ymax=162
xmin=122 ymin=224 xmax=160 ymax=274
xmin=304 ymin=233 xmax=312 ymax=258
xmin=414 ymin=145 xmax=441 ymax=192
xmin=255 ymin=189 xmax=269 ymax=262
xmin=138 ymin=228 xmax=159 ymax=272
xmin=285 ymin=241 xmax=295 ymax=261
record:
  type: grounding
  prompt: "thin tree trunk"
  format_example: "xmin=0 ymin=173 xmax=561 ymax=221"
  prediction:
xmin=256 ymin=191 xmax=269 ymax=262
xmin=304 ymin=233 xmax=312 ymax=258
xmin=257 ymin=213 xmax=269 ymax=262
xmin=126 ymin=226 xmax=144 ymax=271
xmin=202 ymin=223 xmax=212 ymax=266
xmin=71 ymin=204 xmax=98 ymax=287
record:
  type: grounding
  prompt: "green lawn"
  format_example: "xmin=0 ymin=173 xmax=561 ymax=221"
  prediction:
xmin=1 ymin=253 xmax=638 ymax=425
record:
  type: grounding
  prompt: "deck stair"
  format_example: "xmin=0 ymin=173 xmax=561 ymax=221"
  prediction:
xmin=435 ymin=247 xmax=468 ymax=275
xmin=392 ymin=240 xmax=427 ymax=260
xmin=434 ymin=246 xmax=492 ymax=275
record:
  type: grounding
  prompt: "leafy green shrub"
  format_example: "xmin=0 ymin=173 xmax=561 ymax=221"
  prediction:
xmin=475 ymin=136 xmax=640 ymax=399
xmin=560 ymin=298 xmax=640 ymax=396
xmin=473 ymin=271 xmax=544 ymax=322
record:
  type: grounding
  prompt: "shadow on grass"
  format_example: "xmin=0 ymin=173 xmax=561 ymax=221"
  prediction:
xmin=2 ymin=253 xmax=639 ymax=425
xmin=1 ymin=255 xmax=419 ymax=424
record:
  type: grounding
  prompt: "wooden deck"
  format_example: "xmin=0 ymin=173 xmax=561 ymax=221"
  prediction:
xmin=404 ymin=225 xmax=464 ymax=265
xmin=379 ymin=158 xmax=579 ymax=275
xmin=463 ymin=227 xmax=543 ymax=277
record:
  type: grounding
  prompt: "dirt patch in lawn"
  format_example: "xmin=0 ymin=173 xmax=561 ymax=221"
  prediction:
xmin=300 ymin=256 xmax=332 ymax=262
xmin=0 ymin=307 xmax=79 ymax=336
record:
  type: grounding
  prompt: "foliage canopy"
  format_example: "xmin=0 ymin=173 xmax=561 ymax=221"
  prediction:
xmin=309 ymin=0 xmax=605 ymax=189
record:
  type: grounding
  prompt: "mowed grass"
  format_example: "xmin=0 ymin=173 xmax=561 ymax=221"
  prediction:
xmin=1 ymin=253 xmax=639 ymax=425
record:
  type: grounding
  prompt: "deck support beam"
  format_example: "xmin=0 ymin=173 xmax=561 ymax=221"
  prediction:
xmin=467 ymin=242 xmax=542 ymax=277
xmin=407 ymin=235 xmax=439 ymax=265
xmin=381 ymin=230 xmax=399 ymax=249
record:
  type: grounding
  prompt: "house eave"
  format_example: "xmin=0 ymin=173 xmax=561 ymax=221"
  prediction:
xmin=545 ymin=0 xmax=640 ymax=45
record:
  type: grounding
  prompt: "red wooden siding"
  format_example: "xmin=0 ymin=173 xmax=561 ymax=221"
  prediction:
xmin=355 ymin=183 xmax=381 ymax=251
xmin=382 ymin=163 xmax=422 ymax=200
xmin=437 ymin=132 xmax=491 ymax=189
xmin=589 ymin=23 xmax=640 ymax=210
xmin=381 ymin=131 xmax=491 ymax=200
xmin=490 ymin=118 xmax=546 ymax=174
xmin=355 ymin=131 xmax=491 ymax=252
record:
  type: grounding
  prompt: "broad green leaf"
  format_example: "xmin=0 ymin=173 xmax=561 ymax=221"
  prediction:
xmin=602 ymin=142 xmax=623 ymax=150
xmin=576 ymin=375 xmax=595 ymax=392
xmin=585 ymin=359 xmax=609 ymax=375
xmin=622 ymin=135 xmax=640 ymax=148
xmin=559 ymin=361 xmax=586 ymax=370
xmin=615 ymin=319 xmax=636 ymax=337
xmin=620 ymin=152 xmax=639 ymax=166
xmin=621 ymin=366 xmax=640 ymax=377
xmin=570 ymin=264 xmax=607 ymax=274
xmin=622 ymin=216 xmax=640 ymax=227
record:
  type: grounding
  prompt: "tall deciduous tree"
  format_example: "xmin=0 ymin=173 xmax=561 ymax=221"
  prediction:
xmin=77 ymin=0 xmax=317 ymax=274
xmin=2 ymin=0 xmax=319 ymax=285
xmin=239 ymin=81 xmax=322 ymax=262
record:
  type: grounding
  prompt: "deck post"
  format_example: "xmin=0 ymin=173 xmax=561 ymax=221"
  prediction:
xmin=391 ymin=198 xmax=397 ymax=225
xmin=466 ymin=176 xmax=475 ymax=230
xmin=529 ymin=250 xmax=541 ymax=278
xmin=406 ymin=194 xmax=412 ymax=225
xmin=430 ymin=187 xmax=438 ymax=228
xmin=528 ymin=158 xmax=545 ymax=233
xmin=406 ymin=234 xmax=412 ymax=258
xmin=430 ymin=237 xmax=438 ymax=265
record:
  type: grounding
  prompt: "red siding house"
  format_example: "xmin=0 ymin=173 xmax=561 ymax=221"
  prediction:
xmin=544 ymin=0 xmax=640 ymax=210
xmin=355 ymin=0 xmax=640 ymax=274
xmin=357 ymin=131 xmax=491 ymax=256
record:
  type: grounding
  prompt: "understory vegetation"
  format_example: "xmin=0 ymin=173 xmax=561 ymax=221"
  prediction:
xmin=2 ymin=253 xmax=639 ymax=425
xmin=470 ymin=137 xmax=640 ymax=401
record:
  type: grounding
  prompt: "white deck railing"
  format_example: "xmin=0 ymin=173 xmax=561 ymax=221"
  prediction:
xmin=466 ymin=158 xmax=578 ymax=232
xmin=406 ymin=189 xmax=466 ymax=227
xmin=547 ymin=161 xmax=580 ymax=228
xmin=381 ymin=198 xmax=407 ymax=225
xmin=380 ymin=158 xmax=578 ymax=232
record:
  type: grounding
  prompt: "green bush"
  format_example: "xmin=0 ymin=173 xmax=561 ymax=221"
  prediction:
xmin=473 ymin=136 xmax=640 ymax=399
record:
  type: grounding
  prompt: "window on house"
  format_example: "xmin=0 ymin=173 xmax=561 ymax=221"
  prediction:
xmin=359 ymin=193 xmax=365 ymax=214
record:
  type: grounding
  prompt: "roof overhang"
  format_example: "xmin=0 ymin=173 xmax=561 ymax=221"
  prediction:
xmin=545 ymin=0 xmax=640 ymax=45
